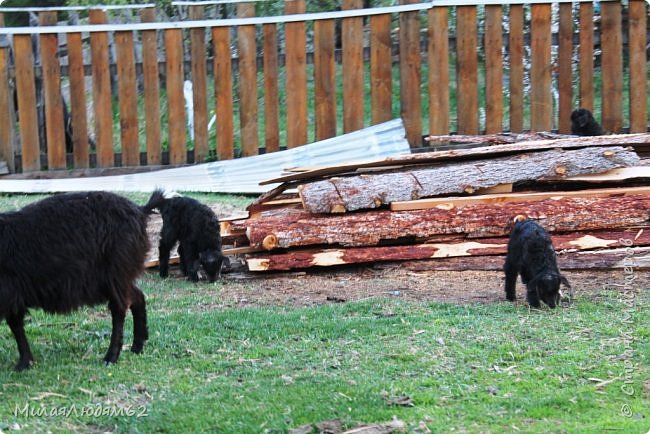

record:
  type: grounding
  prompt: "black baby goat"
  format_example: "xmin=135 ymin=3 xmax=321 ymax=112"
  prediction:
xmin=570 ymin=108 xmax=604 ymax=136
xmin=0 ymin=192 xmax=157 ymax=371
xmin=147 ymin=189 xmax=226 ymax=282
xmin=504 ymin=217 xmax=571 ymax=308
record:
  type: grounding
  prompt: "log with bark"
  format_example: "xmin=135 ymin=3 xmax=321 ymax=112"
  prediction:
xmin=424 ymin=131 xmax=571 ymax=145
xmin=232 ymin=193 xmax=650 ymax=250
xmin=299 ymin=147 xmax=640 ymax=213
xmin=260 ymin=133 xmax=650 ymax=186
xmin=245 ymin=229 xmax=649 ymax=271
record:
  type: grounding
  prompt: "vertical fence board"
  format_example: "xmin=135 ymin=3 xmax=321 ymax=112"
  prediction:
xmin=370 ymin=13 xmax=392 ymax=126
xmin=67 ymin=32 xmax=89 ymax=168
xmin=314 ymin=19 xmax=337 ymax=141
xmin=530 ymin=4 xmax=552 ymax=132
xmin=342 ymin=0 xmax=364 ymax=133
xmin=428 ymin=7 xmax=449 ymax=135
xmin=578 ymin=3 xmax=594 ymax=111
xmin=140 ymin=8 xmax=161 ymax=165
xmin=263 ymin=24 xmax=280 ymax=153
xmin=456 ymin=6 xmax=478 ymax=134
xmin=212 ymin=26 xmax=234 ymax=160
xmin=627 ymin=0 xmax=647 ymax=133
xmin=508 ymin=5 xmax=524 ymax=132
xmin=484 ymin=5 xmax=503 ymax=134
xmin=237 ymin=3 xmax=258 ymax=156
xmin=14 ymin=35 xmax=40 ymax=172
xmin=0 ymin=14 xmax=16 ymax=172
xmin=115 ymin=31 xmax=139 ymax=167
xmin=39 ymin=12 xmax=66 ymax=170
xmin=89 ymin=10 xmax=114 ymax=168
xmin=557 ymin=2 xmax=573 ymax=133
xmin=189 ymin=5 xmax=209 ymax=162
xmin=285 ymin=0 xmax=307 ymax=148
xmin=400 ymin=0 xmax=422 ymax=145
xmin=165 ymin=29 xmax=186 ymax=164
xmin=600 ymin=1 xmax=623 ymax=133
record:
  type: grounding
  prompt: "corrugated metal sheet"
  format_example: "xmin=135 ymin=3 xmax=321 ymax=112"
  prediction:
xmin=0 ymin=119 xmax=411 ymax=194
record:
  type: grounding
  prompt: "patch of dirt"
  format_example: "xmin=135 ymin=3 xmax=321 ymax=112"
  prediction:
xmin=154 ymin=261 xmax=631 ymax=308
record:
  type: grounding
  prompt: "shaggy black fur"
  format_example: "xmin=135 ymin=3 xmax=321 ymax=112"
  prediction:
xmin=571 ymin=108 xmax=604 ymax=136
xmin=0 ymin=192 xmax=157 ymax=371
xmin=147 ymin=190 xmax=225 ymax=282
xmin=504 ymin=219 xmax=570 ymax=308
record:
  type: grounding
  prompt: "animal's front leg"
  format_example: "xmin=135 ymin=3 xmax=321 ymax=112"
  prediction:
xmin=7 ymin=312 xmax=34 ymax=371
xmin=183 ymin=244 xmax=201 ymax=281
xmin=525 ymin=283 xmax=541 ymax=308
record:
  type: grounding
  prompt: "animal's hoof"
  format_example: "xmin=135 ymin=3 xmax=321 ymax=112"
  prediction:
xmin=14 ymin=360 xmax=32 ymax=372
xmin=131 ymin=344 xmax=145 ymax=354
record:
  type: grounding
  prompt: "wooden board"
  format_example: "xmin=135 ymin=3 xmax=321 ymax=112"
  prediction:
xmin=578 ymin=2 xmax=594 ymax=111
xmin=600 ymin=1 xmax=623 ymax=133
xmin=212 ymin=26 xmax=234 ymax=160
xmin=342 ymin=0 xmax=364 ymax=134
xmin=260 ymin=133 xmax=650 ymax=185
xmin=89 ymin=10 xmax=114 ymax=168
xmin=263 ymin=24 xmax=280 ymax=153
xmin=391 ymin=186 xmax=650 ymax=211
xmin=140 ymin=8 xmax=162 ymax=165
xmin=627 ymin=0 xmax=647 ymax=133
xmin=530 ymin=4 xmax=552 ymax=132
xmin=0 ymin=29 xmax=15 ymax=173
xmin=245 ymin=229 xmax=650 ymax=271
xmin=164 ymin=28 xmax=186 ymax=164
xmin=370 ymin=13 xmax=393 ymax=126
xmin=455 ymin=5 xmax=478 ymax=134
xmin=299 ymin=147 xmax=640 ymax=213
xmin=427 ymin=6 xmax=449 ymax=135
xmin=484 ymin=5 xmax=502 ymax=134
xmin=237 ymin=3 xmax=258 ymax=157
xmin=189 ymin=5 xmax=209 ymax=162
xmin=553 ymin=166 xmax=650 ymax=182
xmin=39 ymin=11 xmax=66 ymax=170
xmin=399 ymin=0 xmax=422 ymax=145
xmin=14 ymin=34 xmax=40 ymax=172
xmin=284 ymin=0 xmax=307 ymax=148
xmin=236 ymin=194 xmax=650 ymax=250
xmin=66 ymin=32 xmax=89 ymax=168
xmin=557 ymin=2 xmax=573 ymax=134
xmin=314 ymin=19 xmax=337 ymax=141
xmin=115 ymin=30 xmax=139 ymax=167
xmin=508 ymin=5 xmax=524 ymax=133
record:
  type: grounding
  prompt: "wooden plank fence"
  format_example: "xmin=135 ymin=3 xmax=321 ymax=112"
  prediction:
xmin=0 ymin=0 xmax=647 ymax=173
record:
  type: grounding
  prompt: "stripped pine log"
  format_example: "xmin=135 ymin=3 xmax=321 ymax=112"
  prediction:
xmin=425 ymin=131 xmax=570 ymax=144
xmin=245 ymin=229 xmax=649 ymax=271
xmin=261 ymin=133 xmax=650 ymax=185
xmin=233 ymin=194 xmax=650 ymax=249
xmin=299 ymin=147 xmax=640 ymax=213
xmin=392 ymin=247 xmax=650 ymax=271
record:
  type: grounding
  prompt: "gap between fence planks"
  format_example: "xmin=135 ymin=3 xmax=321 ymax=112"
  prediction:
xmin=245 ymin=229 xmax=650 ymax=271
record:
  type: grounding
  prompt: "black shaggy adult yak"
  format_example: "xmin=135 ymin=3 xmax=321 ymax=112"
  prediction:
xmin=147 ymin=189 xmax=226 ymax=282
xmin=0 ymin=192 xmax=158 ymax=371
xmin=504 ymin=218 xmax=571 ymax=308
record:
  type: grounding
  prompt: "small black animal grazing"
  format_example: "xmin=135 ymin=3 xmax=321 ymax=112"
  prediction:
xmin=147 ymin=189 xmax=226 ymax=282
xmin=0 ymin=192 xmax=158 ymax=371
xmin=504 ymin=218 xmax=570 ymax=308
xmin=570 ymin=108 xmax=604 ymax=136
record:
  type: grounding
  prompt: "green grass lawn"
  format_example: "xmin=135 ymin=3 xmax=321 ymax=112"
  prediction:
xmin=0 ymin=193 xmax=647 ymax=433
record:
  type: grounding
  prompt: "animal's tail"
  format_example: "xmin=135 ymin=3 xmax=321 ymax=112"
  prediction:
xmin=142 ymin=188 xmax=166 ymax=214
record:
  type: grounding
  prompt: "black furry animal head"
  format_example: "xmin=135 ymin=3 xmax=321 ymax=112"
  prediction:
xmin=570 ymin=108 xmax=604 ymax=136
xmin=199 ymin=249 xmax=227 ymax=282
xmin=529 ymin=273 xmax=570 ymax=308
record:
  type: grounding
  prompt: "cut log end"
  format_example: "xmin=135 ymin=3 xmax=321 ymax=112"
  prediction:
xmin=262 ymin=234 xmax=279 ymax=250
xmin=330 ymin=204 xmax=347 ymax=213
xmin=554 ymin=165 xmax=567 ymax=175
xmin=464 ymin=186 xmax=475 ymax=194
xmin=603 ymin=150 xmax=615 ymax=158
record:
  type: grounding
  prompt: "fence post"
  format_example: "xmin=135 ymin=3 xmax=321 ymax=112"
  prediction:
xmin=284 ymin=0 xmax=307 ymax=148
xmin=67 ymin=30 xmax=90 ymax=168
xmin=578 ymin=2 xmax=594 ymax=112
xmin=557 ymin=2 xmax=573 ymax=134
xmin=370 ymin=12 xmax=392 ymax=127
xmin=600 ymin=0 xmax=623 ymax=133
xmin=140 ymin=8 xmax=162 ymax=165
xmin=237 ymin=2 xmax=258 ymax=156
xmin=343 ymin=0 xmax=364 ymax=134
xmin=530 ymin=3 xmax=552 ymax=132
xmin=0 ymin=13 xmax=17 ymax=172
xmin=189 ymin=5 xmax=209 ymax=162
xmin=212 ymin=22 xmax=234 ymax=160
xmin=115 ymin=28 xmax=139 ymax=167
xmin=164 ymin=27 xmax=186 ymax=164
xmin=14 ymin=34 xmax=40 ymax=172
xmin=628 ymin=0 xmax=647 ymax=133
xmin=484 ymin=4 xmax=503 ymax=134
xmin=508 ymin=4 xmax=524 ymax=133
xmin=456 ymin=5 xmax=478 ymax=134
xmin=314 ymin=16 xmax=337 ymax=140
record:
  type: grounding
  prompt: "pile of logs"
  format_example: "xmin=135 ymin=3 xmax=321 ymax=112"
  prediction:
xmin=221 ymin=133 xmax=650 ymax=272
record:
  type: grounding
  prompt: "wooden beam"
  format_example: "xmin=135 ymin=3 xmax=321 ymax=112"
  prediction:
xmin=235 ymin=194 xmax=650 ymax=250
xmin=260 ymin=133 xmax=650 ymax=185
xmin=391 ymin=186 xmax=650 ymax=211
xmin=246 ymin=229 xmax=650 ymax=271
xmin=298 ymin=147 xmax=640 ymax=213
